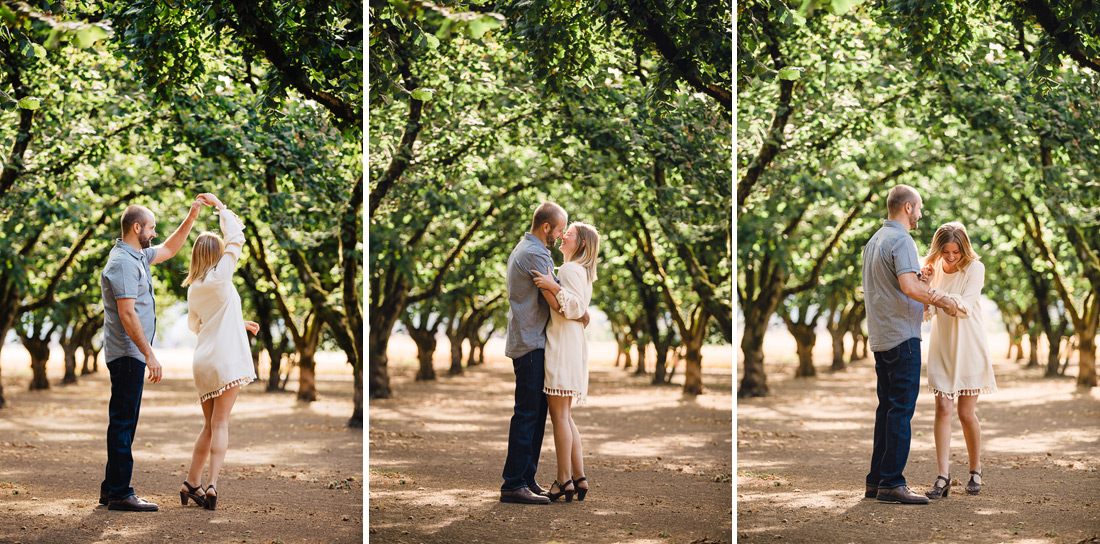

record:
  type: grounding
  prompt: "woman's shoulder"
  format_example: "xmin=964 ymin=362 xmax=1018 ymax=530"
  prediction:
xmin=963 ymin=260 xmax=985 ymax=274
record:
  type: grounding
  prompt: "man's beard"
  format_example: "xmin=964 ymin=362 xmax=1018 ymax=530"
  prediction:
xmin=544 ymin=232 xmax=556 ymax=247
xmin=139 ymin=234 xmax=153 ymax=249
xmin=909 ymin=216 xmax=918 ymax=230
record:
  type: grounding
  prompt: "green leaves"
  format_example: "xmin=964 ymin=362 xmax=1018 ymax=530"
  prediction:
xmin=830 ymin=0 xmax=866 ymax=15
xmin=17 ymin=97 xmax=41 ymax=110
xmin=778 ymin=67 xmax=803 ymax=81
xmin=410 ymin=88 xmax=435 ymax=101
xmin=466 ymin=14 xmax=503 ymax=40
xmin=72 ymin=24 xmax=109 ymax=49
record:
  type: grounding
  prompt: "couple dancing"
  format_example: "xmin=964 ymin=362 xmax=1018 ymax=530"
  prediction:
xmin=499 ymin=202 xmax=601 ymax=505
xmin=99 ymin=192 xmax=257 ymax=511
xmin=863 ymin=184 xmax=998 ymax=504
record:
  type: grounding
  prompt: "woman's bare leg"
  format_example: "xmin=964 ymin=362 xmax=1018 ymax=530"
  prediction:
xmin=546 ymin=394 xmax=574 ymax=492
xmin=933 ymin=394 xmax=954 ymax=479
xmin=206 ymin=385 xmax=241 ymax=491
xmin=182 ymin=398 xmax=214 ymax=496
xmin=568 ymin=414 xmax=586 ymax=490
xmin=957 ymin=394 xmax=982 ymax=484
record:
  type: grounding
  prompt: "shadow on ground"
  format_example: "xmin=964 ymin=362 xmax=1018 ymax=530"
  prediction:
xmin=737 ymin=357 xmax=1100 ymax=544
xmin=370 ymin=360 xmax=734 ymax=544
xmin=0 ymin=371 xmax=362 ymax=544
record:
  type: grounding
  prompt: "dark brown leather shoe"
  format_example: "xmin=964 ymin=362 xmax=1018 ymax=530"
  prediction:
xmin=99 ymin=493 xmax=108 ymax=505
xmin=500 ymin=487 xmax=550 ymax=504
xmin=107 ymin=495 xmax=159 ymax=511
xmin=865 ymin=485 xmax=877 ymax=499
xmin=876 ymin=485 xmax=929 ymax=504
xmin=528 ymin=482 xmax=550 ymax=497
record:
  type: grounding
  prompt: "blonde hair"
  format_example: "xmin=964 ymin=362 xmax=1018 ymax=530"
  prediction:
xmin=924 ymin=222 xmax=980 ymax=271
xmin=565 ymin=222 xmax=600 ymax=282
xmin=182 ymin=232 xmax=226 ymax=286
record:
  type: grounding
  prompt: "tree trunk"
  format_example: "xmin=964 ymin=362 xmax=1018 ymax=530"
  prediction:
xmin=739 ymin=309 xmax=769 ymax=398
xmin=349 ymin=362 xmax=363 ymax=429
xmin=25 ymin=337 xmax=51 ymax=391
xmin=682 ymin=309 xmax=710 ymax=395
xmin=447 ymin=322 xmax=465 ymax=376
xmin=296 ymin=317 xmax=323 ymax=402
xmin=1025 ymin=334 xmax=1034 ymax=369
xmin=1077 ymin=326 xmax=1098 ymax=388
xmin=787 ymin=322 xmax=817 ymax=378
xmin=635 ymin=338 xmax=648 ymax=375
xmin=409 ymin=328 xmax=438 ymax=381
xmin=369 ymin=327 xmax=393 ymax=399
xmin=61 ymin=329 xmax=80 ymax=385
xmin=1046 ymin=320 xmax=1068 ymax=377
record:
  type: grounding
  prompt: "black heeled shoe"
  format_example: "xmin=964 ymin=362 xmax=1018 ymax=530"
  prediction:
xmin=203 ymin=485 xmax=218 ymax=510
xmin=547 ymin=479 xmax=574 ymax=502
xmin=574 ymin=476 xmax=588 ymax=501
xmin=966 ymin=471 xmax=982 ymax=495
xmin=180 ymin=481 xmax=205 ymax=507
xmin=925 ymin=475 xmax=950 ymax=499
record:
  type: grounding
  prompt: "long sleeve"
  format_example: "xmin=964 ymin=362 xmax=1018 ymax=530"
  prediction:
xmin=952 ymin=261 xmax=985 ymax=319
xmin=212 ymin=208 xmax=245 ymax=282
xmin=188 ymin=301 xmax=201 ymax=333
xmin=554 ymin=263 xmax=588 ymax=320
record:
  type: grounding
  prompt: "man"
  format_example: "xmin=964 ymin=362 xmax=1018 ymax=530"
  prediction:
xmin=99 ymin=197 xmax=207 ymax=511
xmin=862 ymin=184 xmax=962 ymax=505
xmin=500 ymin=201 xmax=589 ymax=504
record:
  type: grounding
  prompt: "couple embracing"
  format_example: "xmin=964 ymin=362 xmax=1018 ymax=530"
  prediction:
xmin=99 ymin=192 xmax=257 ymax=512
xmin=499 ymin=202 xmax=601 ymax=505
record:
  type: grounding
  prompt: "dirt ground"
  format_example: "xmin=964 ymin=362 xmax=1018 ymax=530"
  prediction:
xmin=368 ymin=335 xmax=734 ymax=544
xmin=0 ymin=347 xmax=363 ymax=544
xmin=737 ymin=329 xmax=1100 ymax=544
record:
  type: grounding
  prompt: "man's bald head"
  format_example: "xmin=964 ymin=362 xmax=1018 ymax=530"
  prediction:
xmin=121 ymin=205 xmax=154 ymax=237
xmin=887 ymin=185 xmax=920 ymax=217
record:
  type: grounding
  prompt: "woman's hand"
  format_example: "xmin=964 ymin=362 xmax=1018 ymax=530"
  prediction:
xmin=920 ymin=264 xmax=935 ymax=284
xmin=530 ymin=266 xmax=558 ymax=294
xmin=198 ymin=192 xmax=225 ymax=210
xmin=244 ymin=321 xmax=260 ymax=335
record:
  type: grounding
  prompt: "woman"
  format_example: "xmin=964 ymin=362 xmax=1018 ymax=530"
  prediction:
xmin=531 ymin=222 xmax=600 ymax=502
xmin=921 ymin=222 xmax=997 ymax=499
xmin=179 ymin=193 xmax=258 ymax=510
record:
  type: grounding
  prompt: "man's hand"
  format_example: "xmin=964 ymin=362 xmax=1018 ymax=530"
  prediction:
xmin=941 ymin=296 xmax=959 ymax=317
xmin=928 ymin=287 xmax=944 ymax=304
xmin=146 ymin=353 xmax=163 ymax=383
xmin=244 ymin=321 xmax=260 ymax=335
xmin=574 ymin=310 xmax=590 ymax=329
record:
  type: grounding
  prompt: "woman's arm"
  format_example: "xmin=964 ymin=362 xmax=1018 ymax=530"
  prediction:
xmin=951 ymin=262 xmax=985 ymax=319
xmin=531 ymin=265 xmax=590 ymax=325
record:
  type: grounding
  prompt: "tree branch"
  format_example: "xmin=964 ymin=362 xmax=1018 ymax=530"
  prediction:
xmin=1021 ymin=0 xmax=1100 ymax=73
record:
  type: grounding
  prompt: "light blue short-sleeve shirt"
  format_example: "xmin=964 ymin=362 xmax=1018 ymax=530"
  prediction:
xmin=505 ymin=233 xmax=556 ymax=359
xmin=862 ymin=220 xmax=923 ymax=352
xmin=100 ymin=240 xmax=158 ymax=363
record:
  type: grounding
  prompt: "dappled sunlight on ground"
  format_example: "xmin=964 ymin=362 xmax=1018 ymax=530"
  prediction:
xmin=737 ymin=330 xmax=1100 ymax=543
xmin=370 ymin=344 xmax=733 ymax=544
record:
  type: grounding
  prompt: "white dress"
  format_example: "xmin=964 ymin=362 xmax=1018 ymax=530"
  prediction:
xmin=187 ymin=208 xmax=256 ymax=402
xmin=543 ymin=262 xmax=593 ymax=405
xmin=923 ymin=259 xmax=997 ymax=399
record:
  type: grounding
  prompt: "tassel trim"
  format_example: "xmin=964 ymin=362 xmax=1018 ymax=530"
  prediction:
xmin=929 ymin=385 xmax=998 ymax=400
xmin=199 ymin=375 xmax=255 ymax=403
xmin=543 ymin=386 xmax=587 ymax=406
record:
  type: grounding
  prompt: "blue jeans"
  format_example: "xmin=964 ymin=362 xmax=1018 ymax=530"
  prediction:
xmin=867 ymin=338 xmax=921 ymax=489
xmin=501 ymin=349 xmax=548 ymax=491
xmin=101 ymin=357 xmax=145 ymax=500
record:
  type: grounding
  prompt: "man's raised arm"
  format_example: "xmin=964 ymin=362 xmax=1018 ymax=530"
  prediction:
xmin=150 ymin=197 xmax=205 ymax=265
